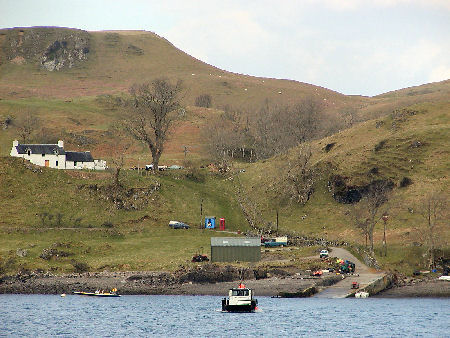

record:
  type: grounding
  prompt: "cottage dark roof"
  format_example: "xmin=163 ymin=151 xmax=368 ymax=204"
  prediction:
xmin=15 ymin=144 xmax=65 ymax=155
xmin=65 ymin=151 xmax=94 ymax=162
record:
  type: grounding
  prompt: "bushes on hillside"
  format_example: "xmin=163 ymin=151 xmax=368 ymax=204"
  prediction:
xmin=195 ymin=94 xmax=212 ymax=108
xmin=71 ymin=260 xmax=90 ymax=273
xmin=399 ymin=176 xmax=413 ymax=188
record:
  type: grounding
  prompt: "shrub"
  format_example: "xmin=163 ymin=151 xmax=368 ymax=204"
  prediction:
xmin=102 ymin=221 xmax=114 ymax=228
xmin=369 ymin=167 xmax=379 ymax=175
xmin=39 ymin=248 xmax=71 ymax=260
xmin=195 ymin=94 xmax=212 ymax=108
xmin=374 ymin=140 xmax=386 ymax=152
xmin=71 ymin=260 xmax=89 ymax=273
xmin=399 ymin=177 xmax=413 ymax=188
xmin=324 ymin=142 xmax=336 ymax=152
xmin=185 ymin=167 xmax=206 ymax=183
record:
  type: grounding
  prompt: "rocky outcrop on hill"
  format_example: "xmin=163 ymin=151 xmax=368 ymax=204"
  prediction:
xmin=1 ymin=27 xmax=90 ymax=71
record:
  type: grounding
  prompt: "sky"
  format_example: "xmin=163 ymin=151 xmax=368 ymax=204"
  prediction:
xmin=1 ymin=0 xmax=449 ymax=96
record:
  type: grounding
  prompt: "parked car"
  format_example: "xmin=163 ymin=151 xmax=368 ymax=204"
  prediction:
xmin=192 ymin=254 xmax=209 ymax=262
xmin=169 ymin=220 xmax=190 ymax=229
xmin=168 ymin=165 xmax=183 ymax=170
xmin=320 ymin=249 xmax=329 ymax=258
xmin=263 ymin=236 xmax=288 ymax=247
xmin=145 ymin=164 xmax=167 ymax=171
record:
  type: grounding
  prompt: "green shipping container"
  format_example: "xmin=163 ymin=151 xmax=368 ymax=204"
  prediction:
xmin=211 ymin=237 xmax=261 ymax=262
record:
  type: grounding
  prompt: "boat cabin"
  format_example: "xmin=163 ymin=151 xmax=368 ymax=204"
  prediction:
xmin=222 ymin=283 xmax=258 ymax=312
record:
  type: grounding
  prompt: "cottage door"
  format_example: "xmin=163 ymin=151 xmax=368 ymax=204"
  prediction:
xmin=45 ymin=160 xmax=49 ymax=167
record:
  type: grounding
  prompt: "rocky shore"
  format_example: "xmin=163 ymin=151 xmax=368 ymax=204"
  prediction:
xmin=0 ymin=265 xmax=347 ymax=297
xmin=1 ymin=269 xmax=448 ymax=297
xmin=373 ymin=278 xmax=450 ymax=298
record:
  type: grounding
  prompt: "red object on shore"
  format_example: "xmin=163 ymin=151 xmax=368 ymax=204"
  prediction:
xmin=238 ymin=283 xmax=245 ymax=289
xmin=219 ymin=218 xmax=225 ymax=230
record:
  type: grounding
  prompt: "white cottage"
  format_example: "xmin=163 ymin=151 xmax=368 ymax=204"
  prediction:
xmin=10 ymin=140 xmax=107 ymax=170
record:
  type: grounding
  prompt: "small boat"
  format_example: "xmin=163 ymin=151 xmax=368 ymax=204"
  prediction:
xmin=73 ymin=289 xmax=120 ymax=297
xmin=355 ymin=291 xmax=369 ymax=298
xmin=222 ymin=283 xmax=258 ymax=312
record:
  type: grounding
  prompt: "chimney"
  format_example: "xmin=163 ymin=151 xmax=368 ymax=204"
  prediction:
xmin=13 ymin=140 xmax=19 ymax=147
xmin=58 ymin=140 xmax=64 ymax=148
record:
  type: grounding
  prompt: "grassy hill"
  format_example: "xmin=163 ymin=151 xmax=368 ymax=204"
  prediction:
xmin=0 ymin=27 xmax=448 ymax=276
xmin=1 ymin=27 xmax=449 ymax=161
xmin=238 ymin=101 xmax=449 ymax=272
xmin=0 ymin=155 xmax=249 ymax=273
xmin=0 ymin=28 xmax=357 ymax=107
xmin=1 ymin=100 xmax=448 ymax=275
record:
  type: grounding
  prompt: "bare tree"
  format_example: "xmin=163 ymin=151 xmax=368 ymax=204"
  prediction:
xmin=110 ymin=144 xmax=130 ymax=187
xmin=350 ymin=181 xmax=392 ymax=253
xmin=107 ymin=126 xmax=132 ymax=186
xmin=272 ymin=146 xmax=316 ymax=204
xmin=250 ymin=98 xmax=322 ymax=160
xmin=206 ymin=109 xmax=254 ymax=165
xmin=16 ymin=112 xmax=40 ymax=143
xmin=126 ymin=78 xmax=182 ymax=171
xmin=416 ymin=192 xmax=448 ymax=269
xmin=350 ymin=204 xmax=370 ymax=248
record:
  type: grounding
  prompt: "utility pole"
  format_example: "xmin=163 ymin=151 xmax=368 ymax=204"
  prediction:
xmin=200 ymin=199 xmax=202 ymax=229
xmin=276 ymin=210 xmax=279 ymax=235
xmin=382 ymin=213 xmax=389 ymax=257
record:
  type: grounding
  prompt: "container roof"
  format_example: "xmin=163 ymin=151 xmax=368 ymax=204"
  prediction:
xmin=211 ymin=237 xmax=261 ymax=247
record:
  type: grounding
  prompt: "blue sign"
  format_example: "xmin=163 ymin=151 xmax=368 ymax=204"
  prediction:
xmin=205 ymin=217 xmax=216 ymax=229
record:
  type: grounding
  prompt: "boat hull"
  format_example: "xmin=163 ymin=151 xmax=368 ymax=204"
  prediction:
xmin=73 ymin=292 xmax=121 ymax=297
xmin=222 ymin=299 xmax=257 ymax=312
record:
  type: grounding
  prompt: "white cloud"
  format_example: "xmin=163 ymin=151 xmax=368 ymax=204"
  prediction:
xmin=315 ymin=0 xmax=450 ymax=10
xmin=429 ymin=66 xmax=450 ymax=82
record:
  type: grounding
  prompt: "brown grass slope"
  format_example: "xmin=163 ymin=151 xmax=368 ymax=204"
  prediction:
xmin=238 ymin=101 xmax=449 ymax=272
xmin=1 ymin=27 xmax=448 ymax=166
xmin=0 ymin=27 xmax=361 ymax=111
xmin=1 ymin=27 xmax=448 ymax=115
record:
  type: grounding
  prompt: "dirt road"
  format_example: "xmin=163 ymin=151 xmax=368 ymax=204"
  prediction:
xmin=314 ymin=247 xmax=385 ymax=298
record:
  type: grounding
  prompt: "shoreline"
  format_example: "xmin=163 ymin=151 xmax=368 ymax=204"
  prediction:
xmin=0 ymin=271 xmax=320 ymax=296
xmin=372 ymin=279 xmax=450 ymax=298
xmin=1 ymin=271 xmax=448 ymax=298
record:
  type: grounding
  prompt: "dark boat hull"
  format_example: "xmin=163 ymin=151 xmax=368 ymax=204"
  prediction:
xmin=222 ymin=299 xmax=257 ymax=312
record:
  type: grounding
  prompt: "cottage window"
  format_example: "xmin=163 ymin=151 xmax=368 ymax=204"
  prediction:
xmin=56 ymin=161 xmax=59 ymax=167
xmin=42 ymin=154 xmax=45 ymax=157
xmin=74 ymin=161 xmax=77 ymax=166
xmin=27 ymin=149 xmax=31 ymax=156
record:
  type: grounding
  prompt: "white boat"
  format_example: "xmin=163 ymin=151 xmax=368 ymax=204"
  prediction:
xmin=222 ymin=283 xmax=258 ymax=312
xmin=355 ymin=291 xmax=369 ymax=298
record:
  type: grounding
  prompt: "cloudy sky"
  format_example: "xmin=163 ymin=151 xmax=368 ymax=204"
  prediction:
xmin=1 ymin=0 xmax=449 ymax=96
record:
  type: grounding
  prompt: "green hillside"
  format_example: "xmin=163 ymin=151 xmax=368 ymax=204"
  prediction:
xmin=0 ymin=27 xmax=448 ymax=276
xmin=238 ymin=101 xmax=449 ymax=272
xmin=0 ymin=155 xmax=249 ymax=273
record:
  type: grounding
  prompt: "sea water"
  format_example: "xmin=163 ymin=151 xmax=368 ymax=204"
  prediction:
xmin=1 ymin=295 xmax=449 ymax=337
